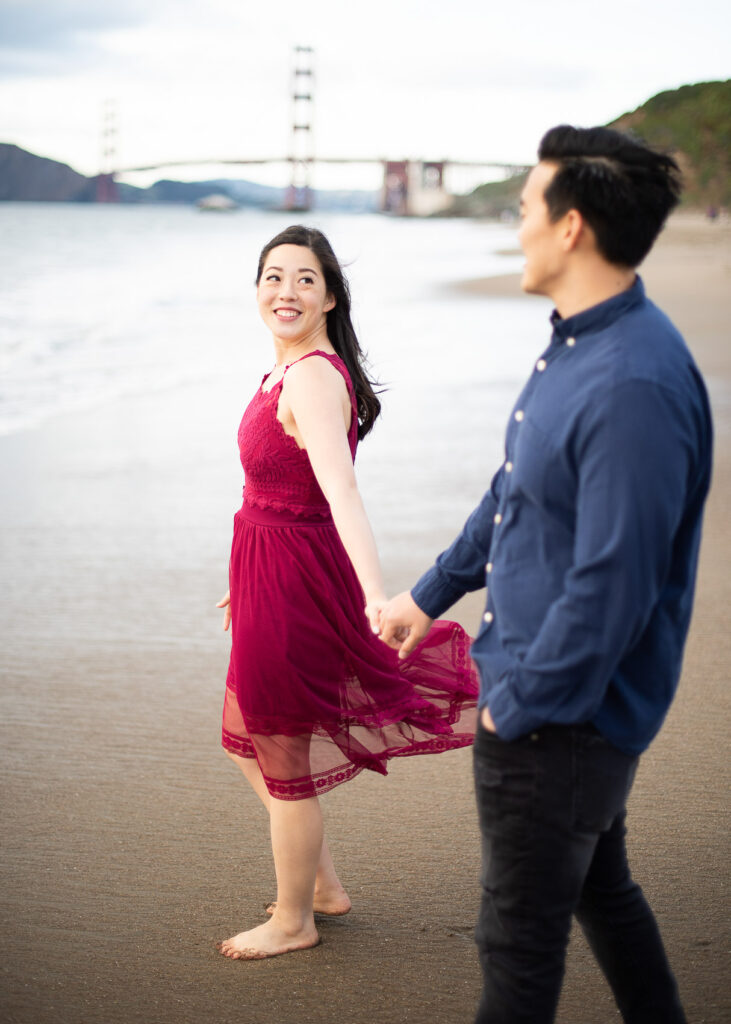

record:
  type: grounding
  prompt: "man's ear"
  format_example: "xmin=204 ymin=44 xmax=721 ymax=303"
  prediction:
xmin=561 ymin=209 xmax=585 ymax=252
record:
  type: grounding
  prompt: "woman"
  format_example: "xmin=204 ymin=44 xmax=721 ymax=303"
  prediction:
xmin=216 ymin=225 xmax=477 ymax=960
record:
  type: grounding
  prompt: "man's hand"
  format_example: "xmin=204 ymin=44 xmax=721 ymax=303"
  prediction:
xmin=379 ymin=591 xmax=433 ymax=659
xmin=480 ymin=706 xmax=497 ymax=733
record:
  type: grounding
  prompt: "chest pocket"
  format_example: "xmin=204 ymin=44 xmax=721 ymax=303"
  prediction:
xmin=508 ymin=413 xmax=577 ymax=523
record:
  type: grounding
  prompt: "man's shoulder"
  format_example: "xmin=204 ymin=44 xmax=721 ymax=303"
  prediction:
xmin=596 ymin=291 xmax=701 ymax=394
xmin=566 ymin=294 xmax=711 ymax=452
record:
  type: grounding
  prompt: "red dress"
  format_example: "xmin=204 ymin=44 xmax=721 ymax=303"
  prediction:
xmin=222 ymin=350 xmax=478 ymax=799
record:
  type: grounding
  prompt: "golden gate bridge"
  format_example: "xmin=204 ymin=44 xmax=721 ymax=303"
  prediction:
xmin=96 ymin=48 xmax=529 ymax=215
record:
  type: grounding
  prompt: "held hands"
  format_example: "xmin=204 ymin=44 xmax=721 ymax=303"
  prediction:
xmin=377 ymin=590 xmax=434 ymax=659
xmin=216 ymin=591 xmax=231 ymax=631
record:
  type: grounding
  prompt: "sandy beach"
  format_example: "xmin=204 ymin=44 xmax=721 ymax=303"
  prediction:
xmin=1 ymin=211 xmax=729 ymax=1024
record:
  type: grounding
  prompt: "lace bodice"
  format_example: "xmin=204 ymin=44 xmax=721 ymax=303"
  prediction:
xmin=238 ymin=350 xmax=358 ymax=517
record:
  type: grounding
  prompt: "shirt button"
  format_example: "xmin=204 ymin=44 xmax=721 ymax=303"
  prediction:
xmin=514 ymin=410 xmax=524 ymax=422
xmin=566 ymin=336 xmax=576 ymax=347
xmin=536 ymin=358 xmax=547 ymax=371
xmin=483 ymin=611 xmax=494 ymax=624
xmin=493 ymin=513 xmax=502 ymax=524
xmin=505 ymin=461 xmax=513 ymax=473
xmin=486 ymin=562 xmax=493 ymax=573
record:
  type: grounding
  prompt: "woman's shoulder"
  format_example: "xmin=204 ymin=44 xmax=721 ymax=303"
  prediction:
xmin=284 ymin=350 xmax=351 ymax=392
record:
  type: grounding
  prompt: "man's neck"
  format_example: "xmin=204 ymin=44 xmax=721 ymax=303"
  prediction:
xmin=551 ymin=261 xmax=636 ymax=321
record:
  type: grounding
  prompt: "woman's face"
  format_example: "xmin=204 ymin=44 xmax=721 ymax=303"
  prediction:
xmin=256 ymin=244 xmax=335 ymax=343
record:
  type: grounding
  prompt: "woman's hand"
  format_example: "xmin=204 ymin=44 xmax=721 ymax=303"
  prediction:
xmin=364 ymin=596 xmax=387 ymax=636
xmin=216 ymin=591 xmax=231 ymax=631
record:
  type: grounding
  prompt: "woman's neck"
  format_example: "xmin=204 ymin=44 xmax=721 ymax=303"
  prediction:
xmin=272 ymin=332 xmax=334 ymax=367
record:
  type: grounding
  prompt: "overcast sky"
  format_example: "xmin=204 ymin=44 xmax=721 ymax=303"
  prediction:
xmin=1 ymin=0 xmax=729 ymax=191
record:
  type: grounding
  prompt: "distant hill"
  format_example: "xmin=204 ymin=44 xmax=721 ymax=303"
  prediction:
xmin=447 ymin=171 xmax=527 ymax=219
xmin=0 ymin=142 xmax=379 ymax=211
xmin=121 ymin=177 xmax=285 ymax=208
xmin=447 ymin=80 xmax=731 ymax=216
xmin=0 ymin=143 xmax=96 ymax=201
xmin=610 ymin=80 xmax=731 ymax=207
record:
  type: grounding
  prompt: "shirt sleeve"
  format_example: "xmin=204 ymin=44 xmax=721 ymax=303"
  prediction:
xmin=410 ymin=466 xmax=503 ymax=619
xmin=487 ymin=378 xmax=700 ymax=738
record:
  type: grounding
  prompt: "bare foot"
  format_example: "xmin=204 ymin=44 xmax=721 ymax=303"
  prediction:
xmin=266 ymin=886 xmax=352 ymax=918
xmin=216 ymin=918 xmax=320 ymax=961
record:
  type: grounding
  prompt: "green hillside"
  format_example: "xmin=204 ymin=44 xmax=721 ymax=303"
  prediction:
xmin=447 ymin=170 xmax=527 ymax=218
xmin=449 ymin=79 xmax=731 ymax=216
xmin=610 ymin=80 xmax=731 ymax=206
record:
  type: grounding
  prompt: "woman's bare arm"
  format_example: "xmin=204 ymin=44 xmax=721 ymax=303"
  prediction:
xmin=281 ymin=357 xmax=385 ymax=631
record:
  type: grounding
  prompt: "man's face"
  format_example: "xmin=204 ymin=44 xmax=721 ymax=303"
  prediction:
xmin=518 ymin=161 xmax=566 ymax=298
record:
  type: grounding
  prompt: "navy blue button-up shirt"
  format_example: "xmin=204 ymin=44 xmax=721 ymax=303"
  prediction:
xmin=412 ymin=278 xmax=712 ymax=755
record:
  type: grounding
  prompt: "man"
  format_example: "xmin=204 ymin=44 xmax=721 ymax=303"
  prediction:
xmin=379 ymin=125 xmax=712 ymax=1023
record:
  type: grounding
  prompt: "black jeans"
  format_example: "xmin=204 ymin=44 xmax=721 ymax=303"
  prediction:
xmin=473 ymin=721 xmax=686 ymax=1024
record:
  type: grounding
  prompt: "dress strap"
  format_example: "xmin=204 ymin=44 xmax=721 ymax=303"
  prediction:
xmin=262 ymin=350 xmax=340 ymax=394
xmin=284 ymin=348 xmax=341 ymax=374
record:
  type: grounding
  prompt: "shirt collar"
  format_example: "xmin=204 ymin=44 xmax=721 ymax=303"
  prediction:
xmin=550 ymin=275 xmax=645 ymax=343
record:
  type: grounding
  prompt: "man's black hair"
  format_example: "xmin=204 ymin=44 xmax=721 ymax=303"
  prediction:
xmin=537 ymin=125 xmax=682 ymax=267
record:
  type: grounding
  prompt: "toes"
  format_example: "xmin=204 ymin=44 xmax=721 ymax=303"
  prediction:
xmin=216 ymin=940 xmax=253 ymax=960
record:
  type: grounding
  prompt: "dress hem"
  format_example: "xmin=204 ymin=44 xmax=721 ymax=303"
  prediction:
xmin=221 ymin=730 xmax=476 ymax=800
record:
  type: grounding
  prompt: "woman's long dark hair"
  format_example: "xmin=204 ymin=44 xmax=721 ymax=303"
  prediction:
xmin=256 ymin=225 xmax=382 ymax=440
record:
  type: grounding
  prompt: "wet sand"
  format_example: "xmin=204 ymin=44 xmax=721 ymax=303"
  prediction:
xmin=1 ymin=212 xmax=729 ymax=1024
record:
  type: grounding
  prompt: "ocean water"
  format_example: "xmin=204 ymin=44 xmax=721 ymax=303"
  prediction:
xmin=0 ymin=204 xmax=544 ymax=437
xmin=0 ymin=204 xmax=552 ymax=641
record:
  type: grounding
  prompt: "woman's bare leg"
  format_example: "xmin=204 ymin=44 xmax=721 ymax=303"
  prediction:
xmin=225 ymin=750 xmax=351 ymax=915
xmin=218 ymin=794 xmax=322 ymax=958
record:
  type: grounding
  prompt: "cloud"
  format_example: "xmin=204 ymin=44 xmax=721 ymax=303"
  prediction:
xmin=0 ymin=0 xmax=150 ymax=45
xmin=0 ymin=0 xmax=161 ymax=76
